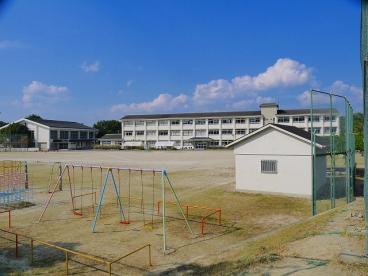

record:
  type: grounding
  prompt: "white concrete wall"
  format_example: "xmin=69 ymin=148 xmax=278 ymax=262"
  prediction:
xmin=25 ymin=121 xmax=50 ymax=149
xmin=233 ymin=127 xmax=314 ymax=197
xmin=235 ymin=154 xmax=311 ymax=197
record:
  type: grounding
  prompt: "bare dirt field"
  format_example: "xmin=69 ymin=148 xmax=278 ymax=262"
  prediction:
xmin=0 ymin=150 xmax=359 ymax=275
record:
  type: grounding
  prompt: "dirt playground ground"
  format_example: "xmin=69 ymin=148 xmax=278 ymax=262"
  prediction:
xmin=0 ymin=150 xmax=363 ymax=275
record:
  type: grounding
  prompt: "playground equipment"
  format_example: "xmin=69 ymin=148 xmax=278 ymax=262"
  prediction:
xmin=0 ymin=161 xmax=30 ymax=206
xmin=0 ymin=227 xmax=152 ymax=275
xmin=38 ymin=163 xmax=194 ymax=252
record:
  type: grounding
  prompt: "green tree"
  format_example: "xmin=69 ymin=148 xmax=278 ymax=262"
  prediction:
xmin=353 ymin=112 xmax=363 ymax=151
xmin=93 ymin=120 xmax=121 ymax=138
xmin=26 ymin=114 xmax=43 ymax=121
xmin=0 ymin=123 xmax=33 ymax=147
xmin=0 ymin=121 xmax=7 ymax=127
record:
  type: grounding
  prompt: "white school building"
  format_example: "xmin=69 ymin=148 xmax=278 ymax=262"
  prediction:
xmin=0 ymin=118 xmax=97 ymax=151
xmin=120 ymin=103 xmax=339 ymax=150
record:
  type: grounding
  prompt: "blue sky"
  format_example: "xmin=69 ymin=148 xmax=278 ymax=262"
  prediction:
xmin=0 ymin=0 xmax=362 ymax=125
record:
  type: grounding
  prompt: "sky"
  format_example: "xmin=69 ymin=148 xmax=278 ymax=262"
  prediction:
xmin=0 ymin=0 xmax=363 ymax=125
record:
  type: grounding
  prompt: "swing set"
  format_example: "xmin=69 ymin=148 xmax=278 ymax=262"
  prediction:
xmin=38 ymin=163 xmax=194 ymax=252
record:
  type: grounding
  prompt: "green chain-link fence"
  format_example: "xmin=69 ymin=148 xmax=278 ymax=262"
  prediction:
xmin=310 ymin=89 xmax=355 ymax=216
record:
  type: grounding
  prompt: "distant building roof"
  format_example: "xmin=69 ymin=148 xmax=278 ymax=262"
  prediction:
xmin=227 ymin=123 xmax=326 ymax=148
xmin=29 ymin=118 xmax=94 ymax=130
xmin=121 ymin=111 xmax=261 ymax=120
xmin=121 ymin=108 xmax=334 ymax=120
xmin=259 ymin=103 xmax=279 ymax=107
xmin=98 ymin=134 xmax=122 ymax=140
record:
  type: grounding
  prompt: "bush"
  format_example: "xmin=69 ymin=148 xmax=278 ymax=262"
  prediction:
xmin=93 ymin=144 xmax=121 ymax=150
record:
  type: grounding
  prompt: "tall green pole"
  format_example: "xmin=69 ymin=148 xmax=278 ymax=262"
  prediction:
xmin=361 ymin=0 xmax=368 ymax=255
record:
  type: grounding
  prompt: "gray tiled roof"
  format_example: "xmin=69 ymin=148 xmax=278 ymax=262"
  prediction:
xmin=98 ymin=133 xmax=122 ymax=140
xmin=29 ymin=118 xmax=94 ymax=130
xmin=121 ymin=108 xmax=334 ymax=120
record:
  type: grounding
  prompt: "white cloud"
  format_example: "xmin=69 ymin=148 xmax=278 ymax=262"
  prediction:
xmin=111 ymin=93 xmax=188 ymax=114
xmin=232 ymin=96 xmax=276 ymax=109
xmin=81 ymin=61 xmax=100 ymax=72
xmin=126 ymin=80 xmax=134 ymax=87
xmin=0 ymin=40 xmax=24 ymax=49
xmin=22 ymin=81 xmax=68 ymax=107
xmin=193 ymin=58 xmax=312 ymax=105
xmin=297 ymin=81 xmax=363 ymax=108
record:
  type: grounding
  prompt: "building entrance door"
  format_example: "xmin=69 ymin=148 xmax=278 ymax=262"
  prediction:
xmin=195 ymin=142 xmax=207 ymax=150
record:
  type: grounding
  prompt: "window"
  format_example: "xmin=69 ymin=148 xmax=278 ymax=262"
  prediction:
xmin=208 ymin=119 xmax=219 ymax=125
xmin=324 ymin=115 xmax=336 ymax=122
xmin=60 ymin=131 xmax=69 ymax=139
xmin=171 ymin=130 xmax=181 ymax=136
xmin=209 ymin=141 xmax=219 ymax=146
xmin=158 ymin=130 xmax=168 ymax=136
xmin=124 ymin=121 xmax=134 ymax=126
xmin=249 ymin=117 xmax=260 ymax=124
xmin=102 ymin=141 xmax=111 ymax=145
xmin=235 ymin=118 xmax=246 ymax=124
xmin=80 ymin=131 xmax=88 ymax=139
xmin=235 ymin=129 xmax=246 ymax=135
xmin=308 ymin=116 xmax=320 ymax=122
xmin=195 ymin=119 xmax=206 ymax=125
xmin=222 ymin=118 xmax=232 ymax=124
xmin=135 ymin=120 xmax=144 ymax=126
xmin=308 ymin=127 xmax=321 ymax=134
xmin=293 ymin=116 xmax=305 ymax=123
xmin=89 ymin=132 xmax=94 ymax=139
xmin=221 ymin=129 xmax=233 ymax=135
xmin=261 ymin=160 xmax=278 ymax=174
xmin=171 ymin=120 xmax=180 ymax=125
xmin=183 ymin=130 xmax=193 ymax=136
xmin=222 ymin=140 xmax=233 ymax=146
xmin=146 ymin=130 xmax=156 ymax=136
xmin=146 ymin=120 xmax=156 ymax=126
xmin=277 ymin=116 xmax=290 ymax=123
xmin=208 ymin=129 xmax=219 ymax=135
xmin=183 ymin=119 xmax=193 ymax=125
xmin=195 ymin=130 xmax=206 ymax=137
xmin=146 ymin=141 xmax=156 ymax=147
xmin=70 ymin=131 xmax=78 ymax=139
xmin=50 ymin=130 xmax=58 ymax=139
xmin=158 ymin=120 xmax=169 ymax=126
xmin=124 ymin=131 xmax=133 ymax=136
xmin=324 ymin=127 xmax=337 ymax=134
xmin=136 ymin=130 xmax=145 ymax=136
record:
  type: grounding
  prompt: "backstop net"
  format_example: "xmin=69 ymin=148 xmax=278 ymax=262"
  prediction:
xmin=310 ymin=89 xmax=355 ymax=215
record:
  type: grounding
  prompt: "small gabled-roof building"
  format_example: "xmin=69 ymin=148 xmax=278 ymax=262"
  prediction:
xmin=0 ymin=118 xmax=97 ymax=151
xmin=227 ymin=124 xmax=327 ymax=197
xmin=98 ymin=134 xmax=122 ymax=146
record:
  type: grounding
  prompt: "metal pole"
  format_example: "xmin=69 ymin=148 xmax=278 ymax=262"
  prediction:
xmin=310 ymin=90 xmax=317 ymax=216
xmin=161 ymin=171 xmax=167 ymax=252
xmin=330 ymin=94 xmax=336 ymax=209
xmin=363 ymin=57 xmax=368 ymax=254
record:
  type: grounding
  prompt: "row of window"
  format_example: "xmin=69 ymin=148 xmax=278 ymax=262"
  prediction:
xmin=124 ymin=115 xmax=337 ymax=127
xmin=277 ymin=115 xmax=337 ymax=123
xmin=50 ymin=130 xmax=95 ymax=140
xmin=307 ymin=127 xmax=337 ymax=134
xmin=124 ymin=117 xmax=261 ymax=127
xmin=123 ymin=129 xmax=254 ymax=137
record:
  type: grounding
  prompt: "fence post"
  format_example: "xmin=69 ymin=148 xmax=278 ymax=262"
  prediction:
xmin=15 ymin=234 xmax=19 ymax=258
xmin=65 ymin=252 xmax=69 ymax=275
xmin=59 ymin=163 xmax=63 ymax=191
xmin=8 ymin=210 xmax=11 ymax=228
xmin=186 ymin=205 xmax=189 ymax=218
xmin=108 ymin=262 xmax=112 ymax=276
xmin=218 ymin=209 xmax=222 ymax=225
xmin=30 ymin=239 xmax=34 ymax=263
xmin=201 ymin=218 xmax=205 ymax=235
xmin=24 ymin=162 xmax=29 ymax=189
xmin=148 ymin=244 xmax=152 ymax=266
